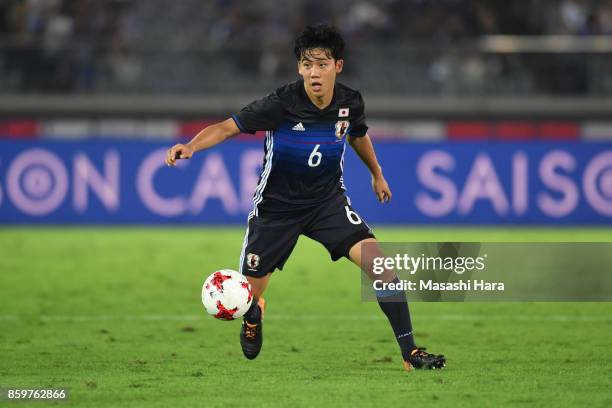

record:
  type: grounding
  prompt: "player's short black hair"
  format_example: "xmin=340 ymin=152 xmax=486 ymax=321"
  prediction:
xmin=294 ymin=24 xmax=345 ymax=61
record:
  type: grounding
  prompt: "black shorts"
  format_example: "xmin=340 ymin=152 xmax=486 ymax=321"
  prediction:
xmin=239 ymin=194 xmax=375 ymax=277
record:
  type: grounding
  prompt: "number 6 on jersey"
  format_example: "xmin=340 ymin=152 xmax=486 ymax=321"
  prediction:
xmin=308 ymin=144 xmax=322 ymax=167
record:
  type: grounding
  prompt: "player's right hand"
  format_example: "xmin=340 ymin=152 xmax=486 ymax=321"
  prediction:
xmin=166 ymin=144 xmax=194 ymax=166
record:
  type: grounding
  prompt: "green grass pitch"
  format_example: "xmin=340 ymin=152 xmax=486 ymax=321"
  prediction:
xmin=1 ymin=227 xmax=611 ymax=407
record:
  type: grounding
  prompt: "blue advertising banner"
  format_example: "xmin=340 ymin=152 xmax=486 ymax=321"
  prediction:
xmin=0 ymin=140 xmax=610 ymax=224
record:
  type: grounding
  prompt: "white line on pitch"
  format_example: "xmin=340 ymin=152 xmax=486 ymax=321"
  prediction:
xmin=0 ymin=314 xmax=607 ymax=322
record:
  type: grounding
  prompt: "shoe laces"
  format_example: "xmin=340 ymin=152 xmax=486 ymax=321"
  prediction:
xmin=244 ymin=322 xmax=258 ymax=340
xmin=411 ymin=347 xmax=429 ymax=358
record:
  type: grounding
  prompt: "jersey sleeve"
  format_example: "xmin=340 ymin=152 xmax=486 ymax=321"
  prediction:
xmin=349 ymin=92 xmax=368 ymax=138
xmin=232 ymin=92 xmax=283 ymax=134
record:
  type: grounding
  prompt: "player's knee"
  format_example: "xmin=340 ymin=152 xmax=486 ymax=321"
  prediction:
xmin=348 ymin=237 xmax=379 ymax=264
xmin=349 ymin=238 xmax=397 ymax=283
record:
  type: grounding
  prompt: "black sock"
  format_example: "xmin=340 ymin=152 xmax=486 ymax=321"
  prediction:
xmin=244 ymin=299 xmax=261 ymax=324
xmin=375 ymin=278 xmax=416 ymax=360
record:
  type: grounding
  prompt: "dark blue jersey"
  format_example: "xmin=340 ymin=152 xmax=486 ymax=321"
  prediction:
xmin=232 ymin=80 xmax=368 ymax=214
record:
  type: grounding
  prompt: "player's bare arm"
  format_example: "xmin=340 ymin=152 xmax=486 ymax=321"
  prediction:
xmin=348 ymin=133 xmax=392 ymax=203
xmin=165 ymin=118 xmax=241 ymax=166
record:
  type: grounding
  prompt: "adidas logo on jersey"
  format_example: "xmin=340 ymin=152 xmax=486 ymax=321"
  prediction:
xmin=292 ymin=122 xmax=306 ymax=131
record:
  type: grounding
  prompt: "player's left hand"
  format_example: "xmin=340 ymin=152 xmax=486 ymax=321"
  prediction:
xmin=166 ymin=143 xmax=194 ymax=166
xmin=372 ymin=175 xmax=392 ymax=203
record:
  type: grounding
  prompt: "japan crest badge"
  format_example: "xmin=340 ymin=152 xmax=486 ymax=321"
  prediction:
xmin=247 ymin=253 xmax=260 ymax=270
xmin=335 ymin=120 xmax=349 ymax=139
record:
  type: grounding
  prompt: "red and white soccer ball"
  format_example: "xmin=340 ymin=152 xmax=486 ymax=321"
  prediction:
xmin=201 ymin=269 xmax=253 ymax=321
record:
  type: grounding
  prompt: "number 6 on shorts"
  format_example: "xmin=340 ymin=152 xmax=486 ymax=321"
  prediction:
xmin=345 ymin=205 xmax=362 ymax=225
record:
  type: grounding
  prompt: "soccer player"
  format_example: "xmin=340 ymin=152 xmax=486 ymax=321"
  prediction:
xmin=166 ymin=24 xmax=445 ymax=371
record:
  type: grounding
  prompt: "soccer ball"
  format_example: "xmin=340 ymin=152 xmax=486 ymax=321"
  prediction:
xmin=201 ymin=269 xmax=253 ymax=321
